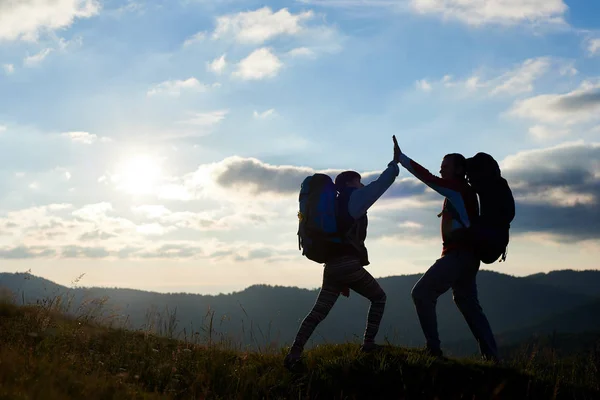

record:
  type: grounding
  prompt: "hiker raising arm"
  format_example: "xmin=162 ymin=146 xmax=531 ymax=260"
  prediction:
xmin=392 ymin=134 xmax=499 ymax=363
xmin=283 ymin=136 xmax=401 ymax=371
xmin=393 ymin=135 xmax=471 ymax=227
xmin=347 ymin=159 xmax=400 ymax=218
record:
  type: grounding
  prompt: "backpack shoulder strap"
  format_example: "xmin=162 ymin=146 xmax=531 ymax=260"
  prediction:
xmin=438 ymin=201 xmax=467 ymax=228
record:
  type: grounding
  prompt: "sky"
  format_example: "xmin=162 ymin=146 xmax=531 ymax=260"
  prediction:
xmin=0 ymin=0 xmax=599 ymax=295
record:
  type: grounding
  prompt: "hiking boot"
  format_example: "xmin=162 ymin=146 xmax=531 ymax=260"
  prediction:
xmin=360 ymin=342 xmax=384 ymax=353
xmin=424 ymin=347 xmax=445 ymax=359
xmin=283 ymin=351 xmax=303 ymax=372
xmin=482 ymin=354 xmax=500 ymax=364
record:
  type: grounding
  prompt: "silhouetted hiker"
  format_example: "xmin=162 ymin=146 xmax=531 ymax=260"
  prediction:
xmin=284 ymin=137 xmax=401 ymax=371
xmin=393 ymin=135 xmax=499 ymax=362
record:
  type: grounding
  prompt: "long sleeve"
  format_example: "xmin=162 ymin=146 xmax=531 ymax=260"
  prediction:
xmin=398 ymin=153 xmax=463 ymax=198
xmin=398 ymin=153 xmax=472 ymax=227
xmin=348 ymin=161 xmax=399 ymax=219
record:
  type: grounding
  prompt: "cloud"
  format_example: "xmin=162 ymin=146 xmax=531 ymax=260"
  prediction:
xmin=253 ymin=109 xmax=276 ymax=119
xmin=489 ymin=58 xmax=552 ymax=95
xmin=3 ymin=64 xmax=14 ymax=74
xmin=210 ymin=156 xmax=431 ymax=204
xmin=79 ymin=230 xmax=116 ymax=241
xmin=528 ymin=125 xmax=570 ymax=141
xmin=409 ymin=0 xmax=568 ymax=27
xmin=287 ymin=47 xmax=316 ymax=58
xmin=587 ymin=38 xmax=600 ymax=57
xmin=132 ymin=206 xmax=224 ymax=231
xmin=0 ymin=246 xmax=56 ymax=259
xmin=500 ymin=141 xmax=600 ymax=241
xmin=136 ymin=223 xmax=174 ymax=236
xmin=147 ymin=78 xmax=212 ymax=97
xmin=213 ymin=156 xmax=315 ymax=195
xmin=136 ymin=244 xmax=203 ymax=259
xmin=508 ymin=81 xmax=600 ymax=125
xmin=72 ymin=202 xmax=114 ymax=221
xmin=212 ymin=7 xmax=314 ymax=44
xmin=207 ymin=54 xmax=227 ymax=75
xmin=0 ymin=202 xmax=250 ymax=260
xmin=177 ymin=110 xmax=229 ymax=126
xmin=424 ymin=57 xmax=558 ymax=97
xmin=0 ymin=125 xmax=6 ymax=133
xmin=61 ymin=245 xmax=110 ymax=258
xmin=61 ymin=131 xmax=111 ymax=144
xmin=0 ymin=0 xmax=100 ymax=42
xmin=131 ymin=205 xmax=171 ymax=219
xmin=23 ymin=48 xmax=53 ymax=66
xmin=233 ymin=48 xmax=283 ymax=80
xmin=415 ymin=79 xmax=432 ymax=92
xmin=183 ymin=31 xmax=206 ymax=47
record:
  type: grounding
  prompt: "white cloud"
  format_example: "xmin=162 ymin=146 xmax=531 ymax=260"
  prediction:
xmin=409 ymin=0 xmax=568 ymax=27
xmin=0 ymin=126 xmax=6 ymax=133
xmin=147 ymin=78 xmax=210 ymax=97
xmin=517 ymin=187 xmax=596 ymax=208
xmin=233 ymin=48 xmax=283 ymax=80
xmin=0 ymin=203 xmax=251 ymax=260
xmin=3 ymin=64 xmax=14 ymax=74
xmin=136 ymin=223 xmax=172 ymax=236
xmin=183 ymin=31 xmax=206 ymax=47
xmin=0 ymin=0 xmax=100 ymax=42
xmin=415 ymin=79 xmax=432 ymax=92
xmin=528 ymin=125 xmax=570 ymax=141
xmin=72 ymin=202 xmax=113 ymax=221
xmin=61 ymin=131 xmax=111 ymax=144
xmin=489 ymin=57 xmax=551 ymax=95
xmin=132 ymin=205 xmax=172 ymax=219
xmin=422 ymin=57 xmax=571 ymax=97
xmin=588 ymin=38 xmax=600 ymax=57
xmin=57 ymin=35 xmax=83 ymax=51
xmin=213 ymin=7 xmax=314 ymax=44
xmin=508 ymin=80 xmax=600 ymax=125
xmin=207 ymin=54 xmax=227 ymax=75
xmin=287 ymin=47 xmax=316 ymax=58
xmin=253 ymin=109 xmax=276 ymax=119
xmin=23 ymin=48 xmax=53 ymax=66
xmin=177 ymin=110 xmax=229 ymax=129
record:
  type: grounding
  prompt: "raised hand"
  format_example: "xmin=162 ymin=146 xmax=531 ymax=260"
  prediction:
xmin=393 ymin=135 xmax=402 ymax=163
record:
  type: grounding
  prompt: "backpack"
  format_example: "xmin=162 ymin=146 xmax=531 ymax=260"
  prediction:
xmin=297 ymin=173 xmax=343 ymax=263
xmin=466 ymin=153 xmax=516 ymax=264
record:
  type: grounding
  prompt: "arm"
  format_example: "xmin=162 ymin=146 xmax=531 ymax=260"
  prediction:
xmin=398 ymin=153 xmax=461 ymax=199
xmin=348 ymin=160 xmax=399 ymax=218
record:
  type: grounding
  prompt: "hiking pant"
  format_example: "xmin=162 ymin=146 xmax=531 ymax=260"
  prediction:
xmin=290 ymin=255 xmax=387 ymax=353
xmin=411 ymin=249 xmax=498 ymax=359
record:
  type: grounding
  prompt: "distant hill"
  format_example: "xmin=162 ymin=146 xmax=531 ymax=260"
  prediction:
xmin=494 ymin=299 xmax=600 ymax=347
xmin=524 ymin=269 xmax=600 ymax=297
xmin=2 ymin=269 xmax=599 ymax=354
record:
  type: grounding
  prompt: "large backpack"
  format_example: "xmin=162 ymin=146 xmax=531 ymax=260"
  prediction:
xmin=297 ymin=173 xmax=343 ymax=263
xmin=466 ymin=153 xmax=516 ymax=264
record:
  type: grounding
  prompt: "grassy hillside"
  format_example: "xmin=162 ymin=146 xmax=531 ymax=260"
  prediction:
xmin=1 ymin=296 xmax=599 ymax=399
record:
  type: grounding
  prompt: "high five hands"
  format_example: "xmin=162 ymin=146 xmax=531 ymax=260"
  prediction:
xmin=393 ymin=135 xmax=402 ymax=164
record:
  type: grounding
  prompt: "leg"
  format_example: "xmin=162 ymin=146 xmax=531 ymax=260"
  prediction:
xmin=342 ymin=266 xmax=387 ymax=346
xmin=452 ymin=256 xmax=498 ymax=361
xmin=289 ymin=278 xmax=342 ymax=355
xmin=411 ymin=252 xmax=465 ymax=354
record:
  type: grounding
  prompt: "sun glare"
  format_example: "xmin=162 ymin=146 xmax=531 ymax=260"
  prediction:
xmin=115 ymin=155 xmax=163 ymax=195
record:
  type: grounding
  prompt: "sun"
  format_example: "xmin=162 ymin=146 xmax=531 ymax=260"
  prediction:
xmin=115 ymin=155 xmax=163 ymax=195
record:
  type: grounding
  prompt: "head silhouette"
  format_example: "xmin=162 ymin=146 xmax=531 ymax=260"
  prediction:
xmin=335 ymin=171 xmax=363 ymax=192
xmin=440 ymin=153 xmax=466 ymax=180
